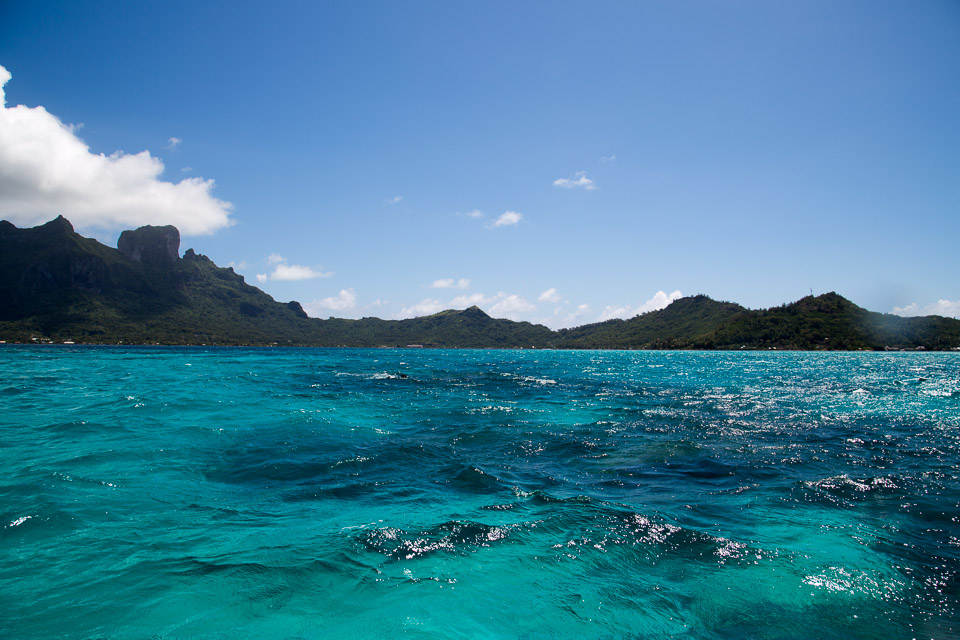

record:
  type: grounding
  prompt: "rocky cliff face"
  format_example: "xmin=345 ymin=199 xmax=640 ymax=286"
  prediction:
xmin=117 ymin=225 xmax=180 ymax=266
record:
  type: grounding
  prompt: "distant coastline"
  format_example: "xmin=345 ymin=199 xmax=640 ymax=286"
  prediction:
xmin=3 ymin=217 xmax=960 ymax=351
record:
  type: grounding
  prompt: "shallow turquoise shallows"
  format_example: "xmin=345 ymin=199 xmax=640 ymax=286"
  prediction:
xmin=1 ymin=347 xmax=958 ymax=639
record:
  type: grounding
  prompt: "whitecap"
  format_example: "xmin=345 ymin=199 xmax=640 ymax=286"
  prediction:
xmin=6 ymin=515 xmax=32 ymax=528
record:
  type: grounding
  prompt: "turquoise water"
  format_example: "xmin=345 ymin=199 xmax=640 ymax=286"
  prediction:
xmin=1 ymin=347 xmax=958 ymax=639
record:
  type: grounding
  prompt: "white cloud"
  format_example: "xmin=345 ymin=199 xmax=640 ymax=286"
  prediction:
xmin=891 ymin=299 xmax=960 ymax=319
xmin=464 ymin=209 xmax=484 ymax=219
xmin=395 ymin=291 xmax=536 ymax=321
xmin=543 ymin=303 xmax=593 ymax=329
xmin=303 ymin=289 xmax=358 ymax=317
xmin=0 ymin=64 xmax=233 ymax=235
xmin=432 ymin=278 xmax=470 ymax=289
xmin=271 ymin=264 xmax=332 ymax=281
xmin=258 ymin=254 xmax=332 ymax=282
xmin=553 ymin=171 xmax=596 ymax=190
xmin=450 ymin=292 xmax=489 ymax=308
xmin=600 ymin=155 xmax=617 ymax=163
xmin=599 ymin=290 xmax=683 ymax=321
xmin=166 ymin=137 xmax=182 ymax=150
xmin=444 ymin=291 xmax=534 ymax=320
xmin=491 ymin=210 xmax=522 ymax=228
xmin=490 ymin=294 xmax=535 ymax=319
xmin=539 ymin=287 xmax=561 ymax=303
xmin=386 ymin=195 xmax=403 ymax=205
xmin=397 ymin=298 xmax=446 ymax=319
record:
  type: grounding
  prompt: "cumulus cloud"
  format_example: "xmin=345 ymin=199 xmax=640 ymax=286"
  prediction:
xmin=0 ymin=64 xmax=233 ymax=235
xmin=599 ymin=290 xmax=683 ymax=321
xmin=431 ymin=278 xmax=470 ymax=289
xmin=491 ymin=210 xmax=522 ymax=228
xmin=553 ymin=171 xmax=596 ymax=190
xmin=539 ymin=287 xmax=562 ymax=303
xmin=304 ymin=289 xmax=358 ymax=317
xmin=259 ymin=254 xmax=332 ymax=282
xmin=891 ymin=299 xmax=960 ymax=319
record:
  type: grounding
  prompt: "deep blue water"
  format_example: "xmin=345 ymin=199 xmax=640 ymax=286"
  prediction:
xmin=1 ymin=347 xmax=958 ymax=639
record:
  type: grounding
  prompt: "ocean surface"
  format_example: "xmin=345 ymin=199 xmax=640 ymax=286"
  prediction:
xmin=1 ymin=347 xmax=958 ymax=639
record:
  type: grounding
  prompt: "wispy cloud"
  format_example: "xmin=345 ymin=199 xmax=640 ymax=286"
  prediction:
xmin=450 ymin=293 xmax=488 ymax=308
xmin=538 ymin=287 xmax=561 ymax=303
xmin=599 ymin=290 xmax=683 ymax=321
xmin=891 ymin=299 xmax=960 ymax=319
xmin=600 ymin=155 xmax=616 ymax=163
xmin=491 ymin=210 xmax=522 ymax=228
xmin=271 ymin=264 xmax=332 ymax=281
xmin=258 ymin=254 xmax=332 ymax=282
xmin=539 ymin=303 xmax=593 ymax=329
xmin=397 ymin=298 xmax=445 ymax=319
xmin=0 ymin=65 xmax=233 ymax=235
xmin=386 ymin=195 xmax=403 ymax=205
xmin=431 ymin=278 xmax=470 ymax=289
xmin=166 ymin=137 xmax=182 ymax=150
xmin=565 ymin=303 xmax=593 ymax=327
xmin=553 ymin=171 xmax=596 ymax=190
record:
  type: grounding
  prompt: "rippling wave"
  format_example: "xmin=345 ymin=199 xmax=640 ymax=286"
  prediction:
xmin=1 ymin=347 xmax=958 ymax=638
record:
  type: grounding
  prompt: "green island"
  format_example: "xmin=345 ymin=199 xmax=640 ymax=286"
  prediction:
xmin=3 ymin=216 xmax=959 ymax=350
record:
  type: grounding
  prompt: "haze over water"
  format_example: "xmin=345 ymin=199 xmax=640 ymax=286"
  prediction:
xmin=2 ymin=347 xmax=958 ymax=638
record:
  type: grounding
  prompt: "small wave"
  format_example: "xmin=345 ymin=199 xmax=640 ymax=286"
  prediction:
xmin=359 ymin=520 xmax=514 ymax=561
xmin=446 ymin=464 xmax=504 ymax=494
xmin=805 ymin=475 xmax=899 ymax=493
xmin=799 ymin=474 xmax=903 ymax=507
xmin=520 ymin=376 xmax=557 ymax=386
xmin=6 ymin=515 xmax=33 ymax=528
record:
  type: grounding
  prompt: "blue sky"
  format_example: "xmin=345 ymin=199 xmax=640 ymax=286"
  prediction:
xmin=1 ymin=1 xmax=958 ymax=326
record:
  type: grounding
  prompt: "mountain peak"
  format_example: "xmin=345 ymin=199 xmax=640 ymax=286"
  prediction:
xmin=40 ymin=215 xmax=75 ymax=234
xmin=117 ymin=224 xmax=181 ymax=266
xmin=461 ymin=305 xmax=490 ymax=319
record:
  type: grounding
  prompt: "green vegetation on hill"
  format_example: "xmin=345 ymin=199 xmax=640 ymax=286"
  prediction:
xmin=2 ymin=218 xmax=959 ymax=350
xmin=557 ymin=295 xmax=747 ymax=349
